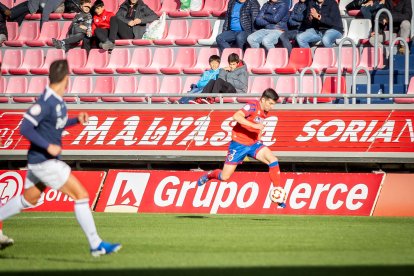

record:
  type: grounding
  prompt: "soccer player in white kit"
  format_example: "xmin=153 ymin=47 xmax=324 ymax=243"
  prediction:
xmin=0 ymin=60 xmax=121 ymax=256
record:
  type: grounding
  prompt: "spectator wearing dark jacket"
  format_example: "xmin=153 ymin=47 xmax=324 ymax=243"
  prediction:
xmin=247 ymin=0 xmax=289 ymax=52
xmin=279 ymin=0 xmax=307 ymax=56
xmin=10 ymin=0 xmax=64 ymax=28
xmin=52 ymin=0 xmax=92 ymax=52
xmin=0 ymin=2 xmax=10 ymax=46
xmin=91 ymin=0 xmax=114 ymax=49
xmin=296 ymin=0 xmax=343 ymax=48
xmin=369 ymin=0 xmax=412 ymax=54
xmin=100 ymin=0 xmax=157 ymax=50
xmin=216 ymin=0 xmax=261 ymax=54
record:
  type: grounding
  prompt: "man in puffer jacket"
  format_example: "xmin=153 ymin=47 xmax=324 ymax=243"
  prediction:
xmin=279 ymin=0 xmax=308 ymax=56
xmin=247 ymin=0 xmax=289 ymax=52
xmin=100 ymin=0 xmax=157 ymax=50
xmin=216 ymin=0 xmax=261 ymax=54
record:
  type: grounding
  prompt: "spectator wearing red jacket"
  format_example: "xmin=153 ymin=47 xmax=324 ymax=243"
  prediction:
xmin=92 ymin=0 xmax=114 ymax=49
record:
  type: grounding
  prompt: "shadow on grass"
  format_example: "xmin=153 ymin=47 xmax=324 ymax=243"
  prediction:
xmin=1 ymin=266 xmax=414 ymax=276
xmin=176 ymin=215 xmax=209 ymax=219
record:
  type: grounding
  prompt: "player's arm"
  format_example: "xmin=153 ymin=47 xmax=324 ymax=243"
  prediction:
xmin=20 ymin=119 xmax=60 ymax=156
xmin=65 ymin=112 xmax=89 ymax=128
xmin=233 ymin=110 xmax=264 ymax=131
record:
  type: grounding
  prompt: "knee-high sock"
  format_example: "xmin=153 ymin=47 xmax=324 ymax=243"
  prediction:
xmin=208 ymin=169 xmax=222 ymax=180
xmin=74 ymin=199 xmax=102 ymax=249
xmin=0 ymin=221 xmax=2 ymax=235
xmin=0 ymin=195 xmax=32 ymax=221
xmin=269 ymin=161 xmax=281 ymax=187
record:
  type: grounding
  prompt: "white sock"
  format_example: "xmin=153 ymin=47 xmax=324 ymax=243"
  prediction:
xmin=0 ymin=196 xmax=32 ymax=221
xmin=74 ymin=199 xmax=102 ymax=249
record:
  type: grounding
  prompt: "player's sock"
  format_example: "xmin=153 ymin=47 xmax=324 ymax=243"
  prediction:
xmin=208 ymin=169 xmax=223 ymax=180
xmin=269 ymin=161 xmax=281 ymax=187
xmin=74 ymin=198 xmax=102 ymax=249
xmin=0 ymin=196 xmax=33 ymax=221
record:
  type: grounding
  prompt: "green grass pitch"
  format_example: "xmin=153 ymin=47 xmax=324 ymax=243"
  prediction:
xmin=1 ymin=213 xmax=414 ymax=276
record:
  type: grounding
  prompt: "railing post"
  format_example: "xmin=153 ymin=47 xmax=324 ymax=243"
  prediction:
xmin=373 ymin=8 xmax=393 ymax=69
xmin=389 ymin=37 xmax=410 ymax=95
xmin=337 ymin=37 xmax=357 ymax=104
xmin=298 ymin=67 xmax=317 ymax=104
xmin=352 ymin=66 xmax=371 ymax=104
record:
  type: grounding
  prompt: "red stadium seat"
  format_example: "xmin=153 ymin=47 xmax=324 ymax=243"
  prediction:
xmin=5 ymin=22 xmax=18 ymax=41
xmin=72 ymin=49 xmax=109 ymax=74
xmin=94 ymin=48 xmax=131 ymax=74
xmin=237 ymin=76 xmax=274 ymax=103
xmin=0 ymin=78 xmax=7 ymax=103
xmin=325 ymin=47 xmax=360 ymax=74
xmin=211 ymin=0 xmax=229 ymax=17
xmin=158 ymin=0 xmax=183 ymax=17
xmin=191 ymin=0 xmax=225 ymax=17
xmin=359 ymin=47 xmax=384 ymax=70
xmin=25 ymin=12 xmax=62 ymax=20
xmin=157 ymin=76 xmax=182 ymax=103
xmin=275 ymin=48 xmax=312 ymax=74
xmin=243 ymin=48 xmax=265 ymax=73
xmin=67 ymin=48 xmax=88 ymax=73
xmin=26 ymin=21 xmax=60 ymax=47
xmin=251 ymin=48 xmax=288 ymax=74
xmin=66 ymin=76 xmax=92 ymax=102
xmin=153 ymin=20 xmax=189 ymax=45
xmin=102 ymin=76 xmax=138 ymax=103
xmin=219 ymin=48 xmax=243 ymax=68
xmin=301 ymin=75 xmax=323 ymax=104
xmin=182 ymin=48 xmax=219 ymax=74
xmin=5 ymin=77 xmax=30 ymax=103
xmin=117 ymin=48 xmax=152 ymax=74
xmin=160 ymin=48 xmax=196 ymax=74
xmin=4 ymin=21 xmax=40 ymax=47
xmin=143 ymin=0 xmax=161 ymax=13
xmin=30 ymin=49 xmax=65 ymax=75
xmin=318 ymin=76 xmax=346 ymax=103
xmin=175 ymin=20 xmax=211 ymax=45
xmin=138 ymin=48 xmax=173 ymax=74
xmin=299 ymin=47 xmax=336 ymax=74
xmin=27 ymin=76 xmax=48 ymax=95
xmin=103 ymin=0 xmax=119 ymax=13
xmin=181 ymin=76 xmax=201 ymax=94
xmin=276 ymin=76 xmax=298 ymax=103
xmin=1 ymin=49 xmax=23 ymax=74
xmin=124 ymin=76 xmax=160 ymax=103
xmin=80 ymin=76 xmax=115 ymax=102
xmin=9 ymin=49 xmax=44 ymax=75
xmin=394 ymin=77 xmax=414 ymax=104
xmin=0 ymin=0 xmax=13 ymax=8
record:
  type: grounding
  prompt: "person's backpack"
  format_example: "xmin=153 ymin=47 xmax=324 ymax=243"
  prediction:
xmin=142 ymin=12 xmax=167 ymax=40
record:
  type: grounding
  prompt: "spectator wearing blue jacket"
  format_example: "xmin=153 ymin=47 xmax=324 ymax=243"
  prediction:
xmin=247 ymin=0 xmax=289 ymax=52
xmin=176 ymin=55 xmax=221 ymax=104
xmin=279 ymin=0 xmax=308 ymax=56
xmin=296 ymin=0 xmax=343 ymax=48
xmin=216 ymin=0 xmax=261 ymax=54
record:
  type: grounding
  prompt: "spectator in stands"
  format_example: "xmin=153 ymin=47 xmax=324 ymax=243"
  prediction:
xmin=247 ymin=0 xmax=289 ymax=52
xmin=10 ymin=0 xmax=64 ymax=28
xmin=91 ymin=0 xmax=114 ymax=50
xmin=0 ymin=2 xmax=11 ymax=46
xmin=100 ymin=0 xmax=158 ymax=50
xmin=176 ymin=55 xmax=221 ymax=104
xmin=52 ymin=0 xmax=92 ymax=52
xmin=360 ymin=0 xmax=386 ymax=22
xmin=216 ymin=0 xmax=261 ymax=54
xmin=369 ymin=0 xmax=412 ymax=54
xmin=279 ymin=0 xmax=308 ymax=56
xmin=296 ymin=0 xmax=343 ymax=48
xmin=198 ymin=53 xmax=248 ymax=104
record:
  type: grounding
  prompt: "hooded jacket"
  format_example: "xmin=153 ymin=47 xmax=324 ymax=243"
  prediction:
xmin=92 ymin=9 xmax=114 ymax=34
xmin=116 ymin=0 xmax=158 ymax=39
xmin=218 ymin=62 xmax=249 ymax=93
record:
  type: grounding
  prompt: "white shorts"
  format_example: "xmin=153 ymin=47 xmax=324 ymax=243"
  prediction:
xmin=25 ymin=159 xmax=71 ymax=190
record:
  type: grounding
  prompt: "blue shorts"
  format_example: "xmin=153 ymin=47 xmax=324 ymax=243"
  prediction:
xmin=225 ymin=141 xmax=265 ymax=165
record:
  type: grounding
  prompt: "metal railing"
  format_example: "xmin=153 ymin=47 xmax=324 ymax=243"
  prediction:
xmin=298 ymin=67 xmax=318 ymax=104
xmin=336 ymin=37 xmax=358 ymax=99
